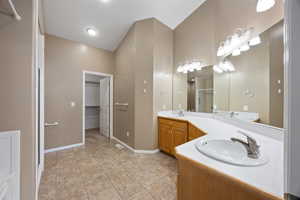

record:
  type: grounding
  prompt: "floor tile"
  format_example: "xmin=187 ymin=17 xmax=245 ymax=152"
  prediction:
xmin=39 ymin=130 xmax=177 ymax=200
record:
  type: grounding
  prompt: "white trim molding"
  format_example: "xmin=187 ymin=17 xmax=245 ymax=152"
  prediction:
xmin=45 ymin=143 xmax=83 ymax=153
xmin=111 ymin=136 xmax=159 ymax=154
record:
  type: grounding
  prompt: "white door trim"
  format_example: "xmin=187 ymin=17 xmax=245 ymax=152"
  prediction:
xmin=37 ymin=32 xmax=45 ymax=189
xmin=82 ymin=71 xmax=114 ymax=145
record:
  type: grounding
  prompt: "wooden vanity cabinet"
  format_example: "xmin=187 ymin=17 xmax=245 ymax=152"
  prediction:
xmin=158 ymin=118 xmax=188 ymax=155
xmin=176 ymin=154 xmax=281 ymax=200
xmin=158 ymin=117 xmax=207 ymax=155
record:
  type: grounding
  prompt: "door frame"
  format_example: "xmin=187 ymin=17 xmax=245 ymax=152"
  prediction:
xmin=36 ymin=26 xmax=45 ymax=192
xmin=82 ymin=71 xmax=113 ymax=145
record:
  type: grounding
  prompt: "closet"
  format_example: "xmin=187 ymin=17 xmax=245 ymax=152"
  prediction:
xmin=84 ymin=73 xmax=110 ymax=138
xmin=85 ymin=75 xmax=100 ymax=130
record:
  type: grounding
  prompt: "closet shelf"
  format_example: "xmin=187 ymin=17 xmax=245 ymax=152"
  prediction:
xmin=0 ymin=0 xmax=22 ymax=21
xmin=85 ymin=81 xmax=100 ymax=85
xmin=85 ymin=105 xmax=100 ymax=108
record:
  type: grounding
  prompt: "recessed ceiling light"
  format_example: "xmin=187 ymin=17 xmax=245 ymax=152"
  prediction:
xmin=86 ymin=28 xmax=97 ymax=37
xmin=101 ymin=0 xmax=110 ymax=3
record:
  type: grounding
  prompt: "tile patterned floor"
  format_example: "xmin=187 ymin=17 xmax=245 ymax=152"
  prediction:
xmin=39 ymin=131 xmax=177 ymax=200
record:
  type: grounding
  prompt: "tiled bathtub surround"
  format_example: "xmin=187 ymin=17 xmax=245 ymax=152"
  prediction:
xmin=39 ymin=131 xmax=177 ymax=200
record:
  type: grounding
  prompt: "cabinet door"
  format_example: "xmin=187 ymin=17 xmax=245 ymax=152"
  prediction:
xmin=188 ymin=123 xmax=206 ymax=141
xmin=159 ymin=123 xmax=173 ymax=153
xmin=172 ymin=126 xmax=188 ymax=155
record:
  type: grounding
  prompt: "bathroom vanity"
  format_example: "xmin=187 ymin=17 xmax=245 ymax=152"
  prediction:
xmin=158 ymin=117 xmax=206 ymax=156
xmin=158 ymin=111 xmax=283 ymax=200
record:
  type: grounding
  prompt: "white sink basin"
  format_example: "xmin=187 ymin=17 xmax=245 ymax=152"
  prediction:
xmin=195 ymin=139 xmax=269 ymax=167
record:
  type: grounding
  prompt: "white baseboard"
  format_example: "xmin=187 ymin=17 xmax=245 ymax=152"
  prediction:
xmin=45 ymin=143 xmax=84 ymax=153
xmin=134 ymin=149 xmax=160 ymax=154
xmin=111 ymin=136 xmax=159 ymax=154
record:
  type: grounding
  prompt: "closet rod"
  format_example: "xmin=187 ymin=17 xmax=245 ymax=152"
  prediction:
xmin=0 ymin=0 xmax=22 ymax=21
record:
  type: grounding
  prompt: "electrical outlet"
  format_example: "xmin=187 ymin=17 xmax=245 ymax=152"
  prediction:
xmin=126 ymin=131 xmax=130 ymax=137
xmin=70 ymin=101 xmax=76 ymax=107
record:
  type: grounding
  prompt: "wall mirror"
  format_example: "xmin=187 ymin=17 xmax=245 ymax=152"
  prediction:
xmin=173 ymin=20 xmax=284 ymax=129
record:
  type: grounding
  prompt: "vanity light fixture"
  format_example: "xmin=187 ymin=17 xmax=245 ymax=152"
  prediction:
xmin=240 ymin=43 xmax=250 ymax=52
xmin=213 ymin=60 xmax=235 ymax=74
xmin=249 ymin=36 xmax=262 ymax=46
xmin=256 ymin=0 xmax=275 ymax=13
xmin=177 ymin=61 xmax=203 ymax=74
xmin=220 ymin=60 xmax=235 ymax=72
xmin=86 ymin=28 xmax=97 ymax=37
xmin=217 ymin=28 xmax=253 ymax=57
xmin=213 ymin=65 xmax=223 ymax=74
xmin=217 ymin=28 xmax=262 ymax=58
xmin=224 ymin=60 xmax=235 ymax=72
xmin=217 ymin=45 xmax=224 ymax=57
xmin=232 ymin=49 xmax=241 ymax=56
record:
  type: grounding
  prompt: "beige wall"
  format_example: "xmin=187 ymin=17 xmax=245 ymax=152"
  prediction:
xmin=153 ymin=19 xmax=174 ymax=148
xmin=114 ymin=18 xmax=173 ymax=150
xmin=44 ymin=34 xmax=114 ymax=149
xmin=215 ymin=0 xmax=283 ymax=46
xmin=114 ymin=25 xmax=136 ymax=148
xmin=269 ymin=21 xmax=284 ymax=128
xmin=173 ymin=0 xmax=283 ymax=110
xmin=174 ymin=0 xmax=217 ymax=67
xmin=134 ymin=19 xmax=155 ymax=150
xmin=0 ymin=0 xmax=37 ymax=199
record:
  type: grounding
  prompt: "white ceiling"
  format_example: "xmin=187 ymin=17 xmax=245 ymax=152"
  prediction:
xmin=43 ymin=0 xmax=206 ymax=51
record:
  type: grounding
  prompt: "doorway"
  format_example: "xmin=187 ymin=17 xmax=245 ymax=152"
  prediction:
xmin=82 ymin=71 xmax=113 ymax=144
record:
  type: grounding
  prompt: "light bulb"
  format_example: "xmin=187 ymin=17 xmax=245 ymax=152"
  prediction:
xmin=240 ymin=43 xmax=250 ymax=52
xmin=225 ymin=61 xmax=235 ymax=72
xmin=218 ymin=62 xmax=228 ymax=72
xmin=217 ymin=46 xmax=224 ymax=57
xmin=177 ymin=66 xmax=183 ymax=73
xmin=256 ymin=0 xmax=275 ymax=12
xmin=213 ymin=65 xmax=223 ymax=74
xmin=249 ymin=36 xmax=261 ymax=46
xmin=231 ymin=34 xmax=240 ymax=47
xmin=232 ymin=49 xmax=241 ymax=56
xmin=86 ymin=28 xmax=97 ymax=36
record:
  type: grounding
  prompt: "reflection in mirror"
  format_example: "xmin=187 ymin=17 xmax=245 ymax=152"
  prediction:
xmin=187 ymin=66 xmax=214 ymax=113
xmin=174 ymin=20 xmax=284 ymax=129
xmin=214 ymin=20 xmax=284 ymax=128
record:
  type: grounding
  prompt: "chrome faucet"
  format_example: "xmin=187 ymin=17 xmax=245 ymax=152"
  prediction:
xmin=230 ymin=111 xmax=237 ymax=118
xmin=231 ymin=130 xmax=260 ymax=159
xmin=178 ymin=109 xmax=184 ymax=117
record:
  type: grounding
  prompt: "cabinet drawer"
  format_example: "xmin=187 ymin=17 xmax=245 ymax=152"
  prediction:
xmin=159 ymin=118 xmax=175 ymax=126
xmin=173 ymin=121 xmax=188 ymax=131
